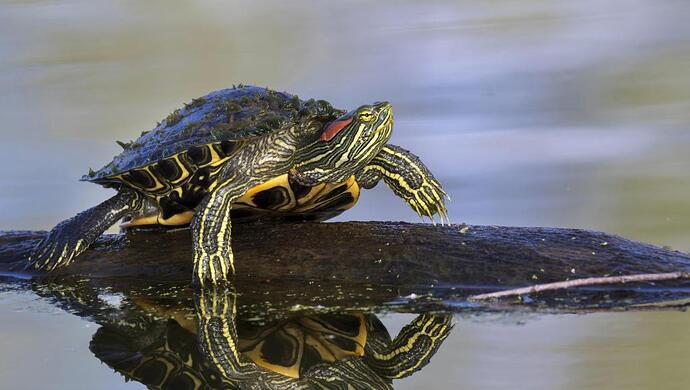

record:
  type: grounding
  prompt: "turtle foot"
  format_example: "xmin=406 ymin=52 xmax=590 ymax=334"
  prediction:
xmin=27 ymin=225 xmax=86 ymax=272
xmin=192 ymin=251 xmax=234 ymax=287
xmin=408 ymin=176 xmax=450 ymax=225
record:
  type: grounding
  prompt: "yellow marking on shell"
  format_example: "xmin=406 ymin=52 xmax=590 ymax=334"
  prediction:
xmin=120 ymin=210 xmax=195 ymax=228
xmin=207 ymin=178 xmax=220 ymax=192
xmin=245 ymin=326 xmax=305 ymax=378
xmin=163 ymin=211 xmax=195 ymax=225
xmin=209 ymin=157 xmax=230 ymax=168
xmin=293 ymin=176 xmax=360 ymax=213
xmin=202 ymin=144 xmax=222 ymax=167
xmin=132 ymin=296 xmax=198 ymax=334
xmin=235 ymin=174 xmax=361 ymax=214
xmin=108 ymin=143 xmax=232 ymax=196
xmin=342 ymin=176 xmax=360 ymax=209
xmin=143 ymin=166 xmax=165 ymax=191
xmin=296 ymin=182 xmax=328 ymax=206
xmin=236 ymin=175 xmax=297 ymax=211
xmin=121 ymin=214 xmax=159 ymax=227
xmin=244 ymin=313 xmax=367 ymax=378
xmin=112 ymin=174 xmax=126 ymax=185
xmin=169 ymin=155 xmax=191 ymax=184
xmin=144 ymin=356 xmax=175 ymax=382
xmin=114 ymin=169 xmax=162 ymax=193
xmin=125 ymin=172 xmax=360 ymax=250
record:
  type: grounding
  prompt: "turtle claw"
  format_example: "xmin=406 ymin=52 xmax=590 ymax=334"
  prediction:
xmin=192 ymin=250 xmax=234 ymax=287
xmin=407 ymin=176 xmax=449 ymax=226
xmin=27 ymin=231 xmax=85 ymax=272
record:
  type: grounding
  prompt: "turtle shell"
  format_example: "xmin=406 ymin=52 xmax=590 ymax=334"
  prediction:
xmin=83 ymin=85 xmax=340 ymax=181
xmin=236 ymin=313 xmax=370 ymax=378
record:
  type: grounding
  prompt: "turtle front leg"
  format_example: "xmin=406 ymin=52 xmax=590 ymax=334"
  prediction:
xmin=195 ymin=287 xmax=291 ymax=383
xmin=358 ymin=144 xmax=449 ymax=223
xmin=191 ymin=174 xmax=258 ymax=286
xmin=195 ymin=286 xmax=249 ymax=378
xmin=365 ymin=314 xmax=453 ymax=379
xmin=28 ymin=188 xmax=146 ymax=271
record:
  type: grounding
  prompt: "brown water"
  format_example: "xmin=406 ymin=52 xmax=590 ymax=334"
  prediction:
xmin=1 ymin=1 xmax=690 ymax=389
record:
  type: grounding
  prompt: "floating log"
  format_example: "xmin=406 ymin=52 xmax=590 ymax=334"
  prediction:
xmin=2 ymin=222 xmax=690 ymax=311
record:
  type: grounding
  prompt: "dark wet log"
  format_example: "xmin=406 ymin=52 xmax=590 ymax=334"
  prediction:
xmin=2 ymin=222 xmax=689 ymax=293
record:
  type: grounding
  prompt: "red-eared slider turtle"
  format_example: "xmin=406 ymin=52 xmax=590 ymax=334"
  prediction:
xmin=28 ymin=85 xmax=448 ymax=285
xmin=193 ymin=288 xmax=452 ymax=389
xmin=86 ymin=288 xmax=453 ymax=389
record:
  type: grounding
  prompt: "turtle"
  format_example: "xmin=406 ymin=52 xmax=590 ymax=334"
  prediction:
xmin=86 ymin=287 xmax=453 ymax=389
xmin=32 ymin=279 xmax=453 ymax=389
xmin=192 ymin=288 xmax=453 ymax=389
xmin=28 ymin=85 xmax=449 ymax=285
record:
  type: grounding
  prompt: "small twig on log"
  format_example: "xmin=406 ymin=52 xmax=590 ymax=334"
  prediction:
xmin=468 ymin=272 xmax=690 ymax=301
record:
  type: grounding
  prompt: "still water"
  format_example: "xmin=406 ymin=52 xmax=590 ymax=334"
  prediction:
xmin=1 ymin=1 xmax=690 ymax=389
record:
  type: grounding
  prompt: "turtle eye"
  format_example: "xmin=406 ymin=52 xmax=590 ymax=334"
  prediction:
xmin=357 ymin=110 xmax=375 ymax=122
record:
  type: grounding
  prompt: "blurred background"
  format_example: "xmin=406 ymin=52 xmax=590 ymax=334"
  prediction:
xmin=1 ymin=1 xmax=689 ymax=389
xmin=1 ymin=0 xmax=689 ymax=250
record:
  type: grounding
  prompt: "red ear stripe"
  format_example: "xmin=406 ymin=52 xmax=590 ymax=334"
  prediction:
xmin=320 ymin=117 xmax=353 ymax=141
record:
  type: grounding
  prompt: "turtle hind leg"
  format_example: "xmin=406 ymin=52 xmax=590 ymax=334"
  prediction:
xmin=27 ymin=188 xmax=146 ymax=272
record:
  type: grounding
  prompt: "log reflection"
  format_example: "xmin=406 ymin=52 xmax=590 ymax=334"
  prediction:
xmin=32 ymin=280 xmax=452 ymax=389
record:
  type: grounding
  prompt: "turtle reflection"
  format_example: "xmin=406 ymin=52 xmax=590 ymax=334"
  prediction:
xmin=89 ymin=288 xmax=452 ymax=389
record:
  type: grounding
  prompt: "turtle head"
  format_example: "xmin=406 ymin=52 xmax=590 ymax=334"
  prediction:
xmin=319 ymin=101 xmax=393 ymax=143
xmin=293 ymin=102 xmax=393 ymax=185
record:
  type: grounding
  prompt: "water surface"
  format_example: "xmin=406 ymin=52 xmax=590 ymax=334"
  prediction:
xmin=1 ymin=1 xmax=690 ymax=389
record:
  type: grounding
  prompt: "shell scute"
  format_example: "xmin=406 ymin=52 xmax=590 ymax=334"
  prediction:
xmin=84 ymin=86 xmax=338 ymax=182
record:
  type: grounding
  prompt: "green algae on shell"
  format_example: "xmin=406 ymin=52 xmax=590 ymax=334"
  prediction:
xmin=82 ymin=86 xmax=343 ymax=181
